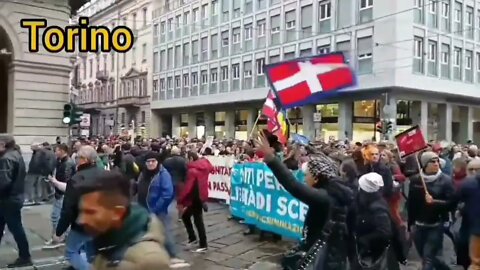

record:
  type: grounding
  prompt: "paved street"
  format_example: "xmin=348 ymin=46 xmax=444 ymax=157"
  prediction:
xmin=0 ymin=203 xmax=461 ymax=270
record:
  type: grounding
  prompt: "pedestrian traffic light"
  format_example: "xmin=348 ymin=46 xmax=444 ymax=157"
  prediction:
xmin=62 ymin=103 xmax=73 ymax=125
xmin=72 ymin=105 xmax=83 ymax=125
xmin=62 ymin=103 xmax=83 ymax=126
xmin=386 ymin=121 xmax=393 ymax=133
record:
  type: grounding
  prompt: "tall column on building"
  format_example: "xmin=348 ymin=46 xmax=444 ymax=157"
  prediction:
xmin=338 ymin=101 xmax=353 ymax=140
xmin=437 ymin=103 xmax=452 ymax=141
xmin=172 ymin=114 xmax=181 ymax=138
xmin=149 ymin=111 xmax=162 ymax=138
xmin=188 ymin=113 xmax=197 ymax=139
xmin=458 ymin=106 xmax=473 ymax=144
xmin=246 ymin=108 xmax=258 ymax=138
xmin=411 ymin=101 xmax=428 ymax=137
xmin=224 ymin=111 xmax=236 ymax=139
xmin=301 ymin=105 xmax=316 ymax=139
xmin=204 ymin=111 xmax=215 ymax=137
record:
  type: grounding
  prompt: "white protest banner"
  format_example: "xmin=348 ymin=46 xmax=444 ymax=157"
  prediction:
xmin=206 ymin=155 xmax=235 ymax=204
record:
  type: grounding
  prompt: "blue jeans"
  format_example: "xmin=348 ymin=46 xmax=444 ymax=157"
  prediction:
xmin=158 ymin=213 xmax=177 ymax=258
xmin=65 ymin=230 xmax=94 ymax=270
xmin=51 ymin=197 xmax=63 ymax=231
xmin=413 ymin=224 xmax=451 ymax=270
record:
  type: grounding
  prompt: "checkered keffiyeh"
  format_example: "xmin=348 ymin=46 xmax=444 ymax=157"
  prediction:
xmin=306 ymin=154 xmax=339 ymax=180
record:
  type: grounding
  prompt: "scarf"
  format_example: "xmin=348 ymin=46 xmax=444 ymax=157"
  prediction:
xmin=420 ymin=169 xmax=442 ymax=183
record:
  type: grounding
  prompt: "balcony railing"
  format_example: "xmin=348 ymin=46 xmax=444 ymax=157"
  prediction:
xmin=96 ymin=70 xmax=109 ymax=81
xmin=117 ymin=95 xmax=149 ymax=107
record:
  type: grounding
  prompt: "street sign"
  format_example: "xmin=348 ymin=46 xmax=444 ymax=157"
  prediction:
xmin=313 ymin=112 xmax=322 ymax=122
xmin=79 ymin=114 xmax=90 ymax=128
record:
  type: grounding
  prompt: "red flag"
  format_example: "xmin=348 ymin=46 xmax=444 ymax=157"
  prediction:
xmin=265 ymin=52 xmax=356 ymax=109
xmin=261 ymin=90 xmax=288 ymax=144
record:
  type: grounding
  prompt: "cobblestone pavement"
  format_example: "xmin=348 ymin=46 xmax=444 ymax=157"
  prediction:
xmin=0 ymin=203 xmax=462 ymax=270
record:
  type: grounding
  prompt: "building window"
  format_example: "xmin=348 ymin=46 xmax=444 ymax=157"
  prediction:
xmin=465 ymin=50 xmax=472 ymax=69
xmin=142 ymin=43 xmax=147 ymax=62
xmin=413 ymin=36 xmax=424 ymax=73
xmin=319 ymin=1 xmax=331 ymax=20
xmin=211 ymin=68 xmax=218 ymax=82
xmin=270 ymin=15 xmax=281 ymax=45
xmin=317 ymin=45 xmax=330 ymax=54
xmin=257 ymin=19 xmax=266 ymax=37
xmin=245 ymin=25 xmax=253 ymax=40
xmin=192 ymin=72 xmax=198 ymax=85
xmin=201 ymin=71 xmax=208 ymax=84
xmin=427 ymin=40 xmax=437 ymax=76
xmin=175 ymin=76 xmax=181 ymax=88
xmin=141 ymin=111 xmax=146 ymax=123
xmin=357 ymin=36 xmax=373 ymax=74
xmin=244 ymin=61 xmax=252 ymax=78
xmin=232 ymin=28 xmax=241 ymax=44
xmin=360 ymin=0 xmax=373 ymax=9
xmin=183 ymin=73 xmax=190 ymax=87
xmin=440 ymin=43 xmax=450 ymax=79
xmin=211 ymin=34 xmax=218 ymax=58
xmin=466 ymin=6 xmax=474 ymax=38
xmin=453 ymin=47 xmax=462 ymax=80
xmin=285 ymin=10 xmax=296 ymax=29
xmin=428 ymin=41 xmax=436 ymax=61
xmin=232 ymin=64 xmax=240 ymax=79
xmin=301 ymin=5 xmax=313 ymax=38
xmin=221 ymin=66 xmax=229 ymax=81
xmin=441 ymin=2 xmax=449 ymax=18
xmin=256 ymin=58 xmax=265 ymax=74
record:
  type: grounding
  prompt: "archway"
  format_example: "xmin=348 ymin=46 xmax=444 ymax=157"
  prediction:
xmin=0 ymin=26 xmax=13 ymax=133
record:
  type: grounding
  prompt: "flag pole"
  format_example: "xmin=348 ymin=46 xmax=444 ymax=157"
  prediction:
xmin=248 ymin=113 xmax=262 ymax=139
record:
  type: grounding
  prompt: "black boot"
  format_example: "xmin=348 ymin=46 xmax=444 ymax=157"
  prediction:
xmin=7 ymin=257 xmax=33 ymax=268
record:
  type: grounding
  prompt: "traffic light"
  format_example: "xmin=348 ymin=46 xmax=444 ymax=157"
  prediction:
xmin=62 ymin=103 xmax=83 ymax=126
xmin=62 ymin=103 xmax=73 ymax=125
xmin=386 ymin=121 xmax=393 ymax=133
xmin=376 ymin=121 xmax=384 ymax=134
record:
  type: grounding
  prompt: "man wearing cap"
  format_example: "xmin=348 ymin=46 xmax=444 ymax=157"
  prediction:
xmin=407 ymin=151 xmax=455 ymax=269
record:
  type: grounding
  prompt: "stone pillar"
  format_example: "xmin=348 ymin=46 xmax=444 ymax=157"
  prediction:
xmin=246 ymin=108 xmax=258 ymax=138
xmin=204 ymin=111 xmax=215 ymax=137
xmin=458 ymin=106 xmax=473 ymax=144
xmin=224 ymin=110 xmax=236 ymax=139
xmin=172 ymin=114 xmax=181 ymax=138
xmin=149 ymin=110 xmax=162 ymax=138
xmin=411 ymin=101 xmax=428 ymax=137
xmin=301 ymin=105 xmax=316 ymax=140
xmin=188 ymin=113 xmax=197 ymax=139
xmin=338 ymin=101 xmax=353 ymax=140
xmin=437 ymin=103 xmax=452 ymax=141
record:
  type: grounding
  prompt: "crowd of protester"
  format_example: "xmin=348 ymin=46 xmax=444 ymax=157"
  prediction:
xmin=2 ymin=131 xmax=480 ymax=269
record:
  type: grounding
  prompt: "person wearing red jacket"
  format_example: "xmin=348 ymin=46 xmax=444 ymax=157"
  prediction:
xmin=178 ymin=151 xmax=213 ymax=253
xmin=381 ymin=149 xmax=407 ymax=227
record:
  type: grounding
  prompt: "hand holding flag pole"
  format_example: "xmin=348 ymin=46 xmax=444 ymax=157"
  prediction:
xmin=395 ymin=125 xmax=432 ymax=201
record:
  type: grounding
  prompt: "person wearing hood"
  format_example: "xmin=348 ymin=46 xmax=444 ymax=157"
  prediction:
xmin=178 ymin=151 xmax=213 ymax=253
xmin=255 ymin=131 xmax=353 ymax=269
xmin=136 ymin=151 xmax=189 ymax=268
xmin=407 ymin=151 xmax=455 ymax=270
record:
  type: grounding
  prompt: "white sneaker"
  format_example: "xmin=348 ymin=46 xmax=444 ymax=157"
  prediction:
xmin=42 ymin=238 xmax=64 ymax=249
xmin=169 ymin=258 xmax=190 ymax=268
xmin=192 ymin=247 xmax=208 ymax=253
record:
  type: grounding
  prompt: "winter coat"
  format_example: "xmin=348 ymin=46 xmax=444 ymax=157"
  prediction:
xmin=265 ymin=156 xmax=353 ymax=269
xmin=56 ymin=163 xmax=103 ymax=236
xmin=0 ymin=148 xmax=27 ymax=204
xmin=91 ymin=205 xmax=170 ymax=270
xmin=145 ymin=167 xmax=174 ymax=215
xmin=456 ymin=175 xmax=480 ymax=236
xmin=178 ymin=158 xmax=213 ymax=208
xmin=407 ymin=172 xmax=455 ymax=229
xmin=163 ymin=155 xmax=188 ymax=184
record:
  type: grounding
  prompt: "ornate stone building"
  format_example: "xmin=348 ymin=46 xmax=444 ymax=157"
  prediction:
xmin=0 ymin=0 xmax=86 ymax=149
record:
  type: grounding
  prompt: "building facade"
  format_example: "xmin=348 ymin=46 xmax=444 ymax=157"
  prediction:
xmin=73 ymin=0 xmax=154 ymax=137
xmin=0 ymin=0 xmax=74 ymax=150
xmin=151 ymin=0 xmax=480 ymax=143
